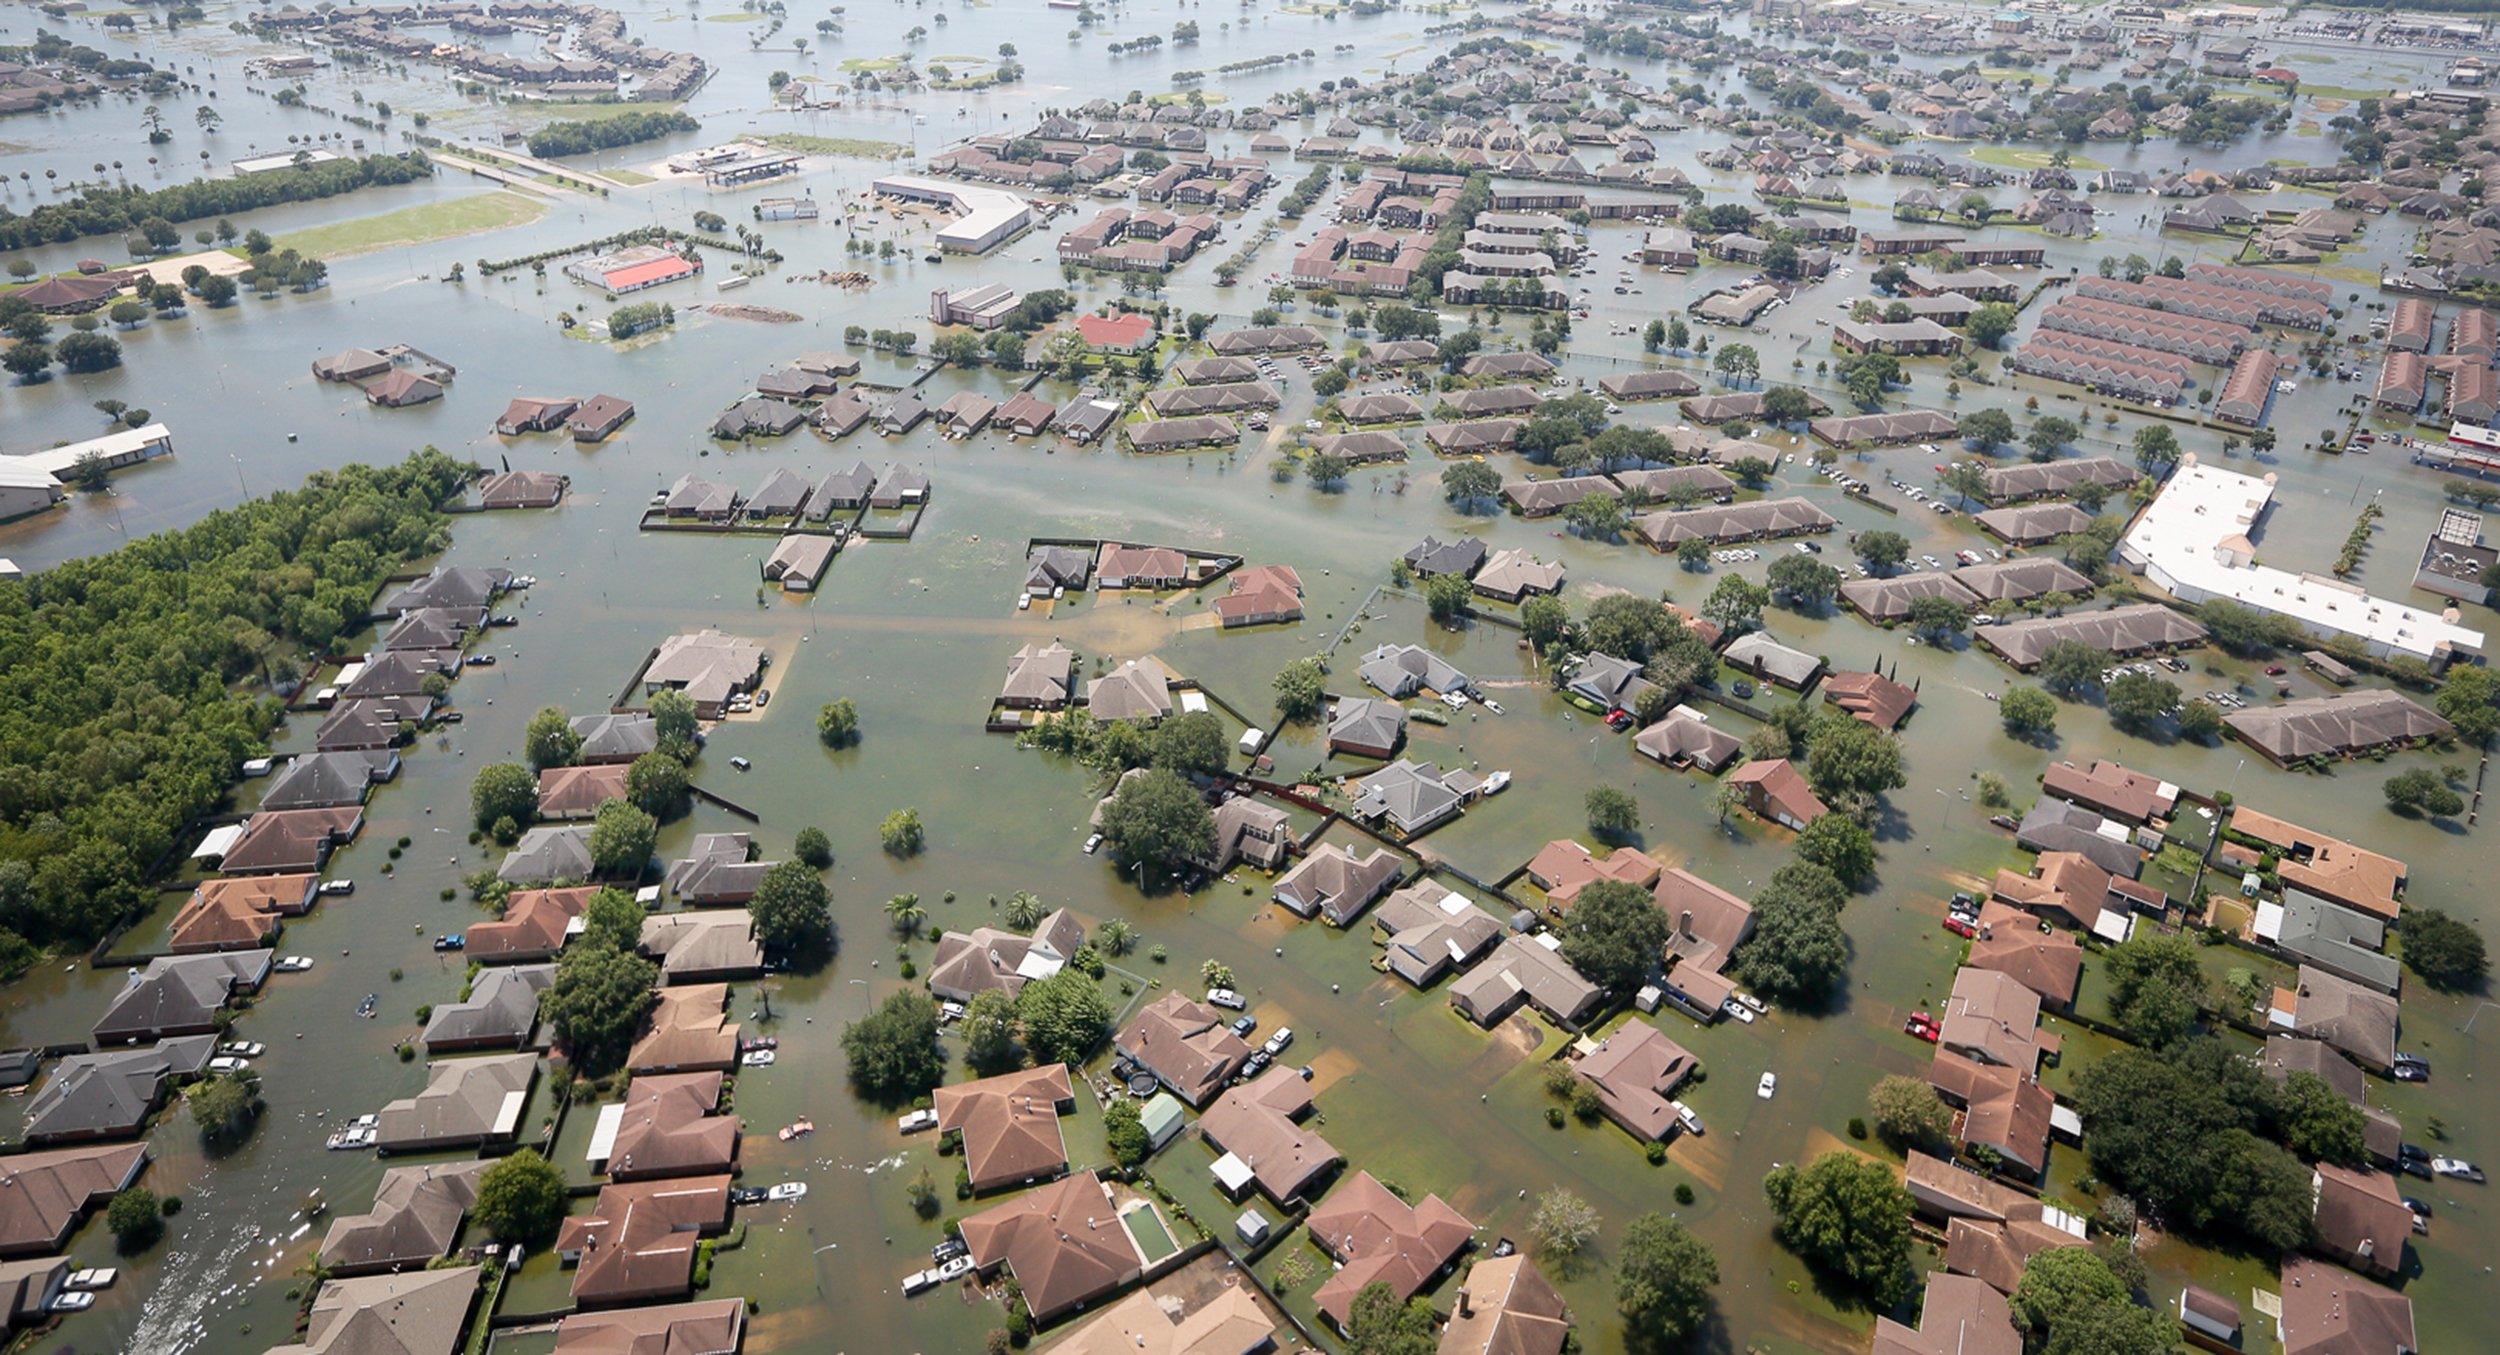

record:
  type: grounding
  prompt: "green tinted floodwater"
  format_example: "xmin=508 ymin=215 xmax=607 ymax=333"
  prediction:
xmin=0 ymin=6 xmax=2494 ymax=1354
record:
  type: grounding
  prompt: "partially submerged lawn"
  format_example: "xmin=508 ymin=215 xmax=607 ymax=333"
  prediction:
xmin=274 ymin=191 xmax=548 ymax=258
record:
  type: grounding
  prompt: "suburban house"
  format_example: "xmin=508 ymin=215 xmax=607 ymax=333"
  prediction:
xmin=535 ymin=764 xmax=629 ymax=820
xmin=497 ymin=826 xmax=596 ymax=885
xmin=1327 ymin=697 xmax=1408 ymax=759
xmin=1721 ymin=633 xmax=1826 ymax=691
xmin=2275 ymin=1257 xmax=2413 ymax=1355
xmin=0 ymin=1142 xmax=150 ymax=1258
xmin=1358 ymin=643 xmax=1470 ymax=699
xmin=1901 ymin=1152 xmax=2087 ymax=1297
xmin=556 ymin=1176 xmax=732 ymax=1307
xmin=637 ymin=912 xmax=765 ymax=984
xmin=284 ymin=1269 xmax=480 ymax=1355
xmin=1450 ymin=934 xmax=1601 ymax=1029
xmin=571 ymin=713 xmax=658 ymax=764
xmin=1634 ymin=709 xmax=1743 ymax=773
xmin=374 ymin=1053 xmax=537 ymax=1153
xmin=1001 ymin=642 xmax=1077 ymax=710
xmin=2269 ymin=965 xmax=2400 ymax=1073
xmin=927 ymin=908 xmax=1085 ymax=1003
xmin=1196 ymin=797 xmax=1293 ymax=873
xmin=1472 ymin=549 xmax=1565 ymax=602
xmin=1572 ymin=1021 xmax=1698 ymax=1141
xmin=1213 ymin=564 xmax=1304 ymax=627
xmin=23 ymin=1036 xmax=216 ymax=1144
xmin=959 ymin=1171 xmax=1146 ymax=1323
xmin=1088 ymin=656 xmax=1180 ymax=723
xmin=1347 ymin=760 xmax=1468 ymax=837
xmin=934 ymin=1064 xmax=1075 ymax=1193
xmin=643 ymin=630 xmax=767 ymax=718
xmin=1439 ymin=1255 xmax=1571 ymax=1355
xmin=93 ymin=952 xmax=269 ymax=1046
xmin=168 ymin=874 xmax=317 ymax=953
xmin=1822 ymin=670 xmax=1918 ymax=730
xmin=666 ymin=832 xmax=776 ymax=906
xmin=1566 ymin=653 xmax=1659 ymax=714
xmin=1656 ymin=868 xmax=1756 ymax=1022
xmin=317 ymin=1160 xmax=493 ymax=1276
xmin=1273 ymin=842 xmax=1404 ymax=925
xmin=1306 ymin=1171 xmax=1474 ymax=1330
xmin=1873 ymin=1272 xmax=2022 ymax=1355
xmin=2310 ymin=1162 xmax=2411 ymax=1278
xmin=627 ymin=984 xmax=741 ymax=1075
xmin=1116 ymin=991 xmax=1252 ymax=1106
xmin=1374 ymin=883 xmax=1505 ymax=988
xmin=1524 ymin=840 xmax=1663 ymax=910
xmin=1726 ymin=759 xmax=1828 ymax=830
xmin=419 ymin=965 xmax=552 ymax=1053
xmin=1200 ymin=1069 xmax=1340 ymax=1204
xmin=466 ymin=886 xmax=597 ymax=964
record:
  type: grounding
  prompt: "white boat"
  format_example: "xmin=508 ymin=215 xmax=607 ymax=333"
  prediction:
xmin=1480 ymin=771 xmax=1511 ymax=795
xmin=1480 ymin=697 xmax=1505 ymax=715
xmin=65 ymin=1268 xmax=116 ymax=1291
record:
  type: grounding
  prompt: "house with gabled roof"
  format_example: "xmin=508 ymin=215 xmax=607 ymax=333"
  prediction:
xmin=318 ymin=1160 xmax=493 ymax=1276
xmin=935 ymin=1064 xmax=1075 ymax=1192
xmin=23 ymin=1036 xmax=215 ymax=1144
xmin=557 ymin=1176 xmax=732 ymax=1307
xmin=1117 ymin=992 xmax=1251 ymax=1107
xmin=1306 ymin=1171 xmax=1475 ymax=1329
xmin=1274 ymin=842 xmax=1404 ymax=925
xmin=959 ymin=1171 xmax=1147 ymax=1322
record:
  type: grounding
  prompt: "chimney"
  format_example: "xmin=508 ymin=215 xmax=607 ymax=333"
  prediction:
xmin=1680 ymin=910 xmax=1694 ymax=939
xmin=1456 ymin=1288 xmax=1472 ymax=1318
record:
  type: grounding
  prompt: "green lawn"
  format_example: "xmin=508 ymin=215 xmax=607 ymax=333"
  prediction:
xmin=1966 ymin=145 xmax=2106 ymax=172
xmin=607 ymin=168 xmax=656 ymax=186
xmin=502 ymin=100 xmax=684 ymax=125
xmin=763 ymin=133 xmax=910 ymax=160
xmin=273 ymin=192 xmax=548 ymax=258
xmin=838 ymin=55 xmax=904 ymax=73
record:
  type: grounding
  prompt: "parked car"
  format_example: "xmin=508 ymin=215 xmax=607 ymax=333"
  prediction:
xmin=2432 ymin=1158 xmax=2484 ymax=1183
xmin=1206 ymin=988 xmax=1246 ymax=1010
xmin=765 ymin=1182 xmax=808 ymax=1202
xmin=64 ymin=1269 xmax=116 ymax=1291
xmin=1672 ymin=1101 xmax=1705 ymax=1136
xmin=1230 ymin=1015 xmax=1258 ymax=1038
xmin=1757 ymin=1072 xmax=1777 ymax=1099
xmin=1263 ymin=1028 xmax=1294 ymax=1056
xmin=432 ymin=934 xmax=464 ymax=952
xmin=741 ymin=1049 xmax=777 ymax=1067
xmin=207 ymin=1056 xmax=249 ymax=1075
xmin=218 ymin=1042 xmax=266 ymax=1059
xmin=49 ymin=1292 xmax=94 ymax=1314
xmin=275 ymin=956 xmax=316 ymax=973
xmin=319 ymin=879 xmax=355 ymax=897
xmin=1082 ymin=833 xmax=1104 ymax=855
xmin=730 ymin=1187 xmax=770 ymax=1206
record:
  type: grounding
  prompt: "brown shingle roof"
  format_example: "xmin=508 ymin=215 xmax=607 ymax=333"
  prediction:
xmin=933 ymin=1065 xmax=1074 ymax=1191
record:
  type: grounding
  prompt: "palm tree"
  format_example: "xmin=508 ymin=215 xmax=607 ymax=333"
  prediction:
xmin=884 ymin=893 xmax=927 ymax=938
xmin=1093 ymin=919 xmax=1136 ymax=958
xmin=1002 ymin=890 xmax=1046 ymax=932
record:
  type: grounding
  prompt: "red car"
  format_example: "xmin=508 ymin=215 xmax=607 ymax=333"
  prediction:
xmin=1942 ymin=916 xmax=1977 ymax=938
xmin=1904 ymin=1013 xmax=1941 ymax=1042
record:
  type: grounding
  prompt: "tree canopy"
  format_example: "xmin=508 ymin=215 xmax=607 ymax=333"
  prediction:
xmin=1018 ymin=966 xmax=1114 ymax=1066
xmin=473 ymin=1149 xmax=568 ymax=1245
xmin=1098 ymin=767 xmax=1215 ymax=873
xmin=542 ymin=938 xmax=659 ymax=1077
xmin=844 ymin=990 xmax=946 ymax=1104
xmin=1559 ymin=878 xmax=1671 ymax=994
xmin=1763 ymin=1151 xmax=1916 ymax=1308
xmin=749 ymin=859 xmax=833 ymax=958
xmin=1616 ymin=1212 xmax=1718 ymax=1339
xmin=0 ymin=450 xmax=464 ymax=973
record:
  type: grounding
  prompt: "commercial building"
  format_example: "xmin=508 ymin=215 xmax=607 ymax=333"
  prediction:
xmin=2120 ymin=460 xmax=2484 ymax=665
xmin=871 ymin=175 xmax=1033 ymax=253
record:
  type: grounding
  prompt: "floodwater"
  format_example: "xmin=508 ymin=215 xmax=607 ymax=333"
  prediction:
xmin=1 ymin=2 xmax=2496 ymax=1353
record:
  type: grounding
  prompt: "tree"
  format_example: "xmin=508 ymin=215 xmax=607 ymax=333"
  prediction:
xmin=2384 ymin=767 xmax=2464 ymax=818
xmin=844 ymin=990 xmax=945 ymax=1103
xmin=1441 ymin=460 xmax=1500 ymax=503
xmin=1098 ymin=768 xmax=1214 ymax=872
xmin=1904 ymin=595 xmax=1970 ymax=641
xmin=525 ymin=705 xmax=581 ymax=770
xmin=794 ymin=826 xmax=833 ymax=868
xmin=2176 ymin=701 xmax=2224 ymax=744
xmin=108 ymin=299 xmax=148 ymax=329
xmin=881 ymin=807 xmax=926 ymax=855
xmin=817 ymin=698 xmax=861 ymax=748
xmin=1940 ymin=460 xmax=1991 ymax=509
xmin=1019 ymin=966 xmax=1114 ymax=1065
xmin=1760 ymin=384 xmax=1817 ymax=425
xmin=1729 ymin=455 xmax=1776 ymax=488
xmin=1966 ymin=302 xmax=2018 ymax=349
xmin=108 ymin=1187 xmax=164 ymax=1254
xmin=2103 ymin=931 xmax=2206 ymax=1047
xmin=580 ymin=887 xmax=645 ymax=951
xmin=2025 ymin=415 xmax=2079 ymax=461
xmin=1559 ymin=878 xmax=1671 ymax=994
xmin=1713 ymin=342 xmax=1759 ymax=386
xmin=1806 ymin=721 xmax=1904 ymax=802
xmin=1677 ymin=538 xmax=1710 ymax=571
xmin=624 ymin=752 xmax=688 ymax=818
xmin=2397 ymin=907 xmax=2486 ymax=991
xmin=470 ymin=762 xmax=537 ymax=834
xmin=1586 ymin=786 xmax=1640 ymax=840
xmin=1003 ymin=890 xmax=1047 ymax=933
xmin=1868 ymin=1074 xmax=1953 ymax=1152
xmin=885 ymin=893 xmax=928 ymax=939
xmin=1615 ymin=1212 xmax=1718 ymax=1340
xmin=2132 ymin=424 xmax=2181 ymax=476
xmin=1563 ymin=490 xmax=1629 ymax=540
xmin=2105 ymin=671 xmax=2181 ymax=731
xmin=650 ymin=689 xmax=699 ymax=748
xmin=543 ymin=938 xmax=659 ymax=1075
xmin=1855 ymin=530 xmax=1910 ymax=573
xmin=589 ymin=800 xmax=657 ymax=878
xmin=1795 ymin=814 xmax=1876 ymax=887
xmin=1762 ymin=1151 xmax=1915 ymax=1307
xmin=2 ymin=339 xmax=53 ymax=381
xmin=1643 ymin=318 xmax=1667 ymax=351
xmin=963 ymin=989 xmax=1021 ymax=1073
xmin=1272 ymin=657 xmax=1327 ymax=722
xmin=1104 ymin=1095 xmax=1152 ymax=1168
xmin=193 ymin=273 xmax=238 ymax=306
xmin=2433 ymin=663 xmax=2500 ymax=746
xmin=1522 ymin=595 xmax=1570 ymax=650
xmin=1959 ymin=407 xmax=2015 ymax=450
xmin=473 ymin=1150 xmax=568 ymax=1245
xmin=2013 ymin=1249 xmax=2170 ymax=1355
xmin=52 ymin=330 xmax=120 ymax=375
xmin=1731 ymin=885 xmax=1850 ymax=1006
xmin=1767 ymin=554 xmax=1842 ymax=609
xmin=1423 ymin=571 xmax=1473 ymax=620
xmin=187 ymin=1070 xmax=263 ymax=1148
xmin=750 ymin=859 xmax=832 ymax=957
xmin=1701 ymin=574 xmax=1770 ymax=634
xmin=2000 ymin=685 xmax=2058 ymax=739
xmin=1344 ymin=1281 xmax=1440 ymax=1355
xmin=2036 ymin=640 xmax=2110 ymax=698
xmin=1151 ymin=710 xmax=1228 ymax=776
xmin=2272 ymin=1071 xmax=2367 ymax=1167
xmin=1305 ymin=452 xmax=1351 ymax=488
xmin=1530 ymin=1187 xmax=1600 ymax=1266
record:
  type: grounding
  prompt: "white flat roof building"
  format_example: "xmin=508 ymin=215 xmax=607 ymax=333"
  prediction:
xmin=233 ymin=148 xmax=344 ymax=175
xmin=2120 ymin=457 xmax=2484 ymax=665
xmin=2 ymin=424 xmax=173 ymax=481
xmin=870 ymin=175 xmax=1032 ymax=253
